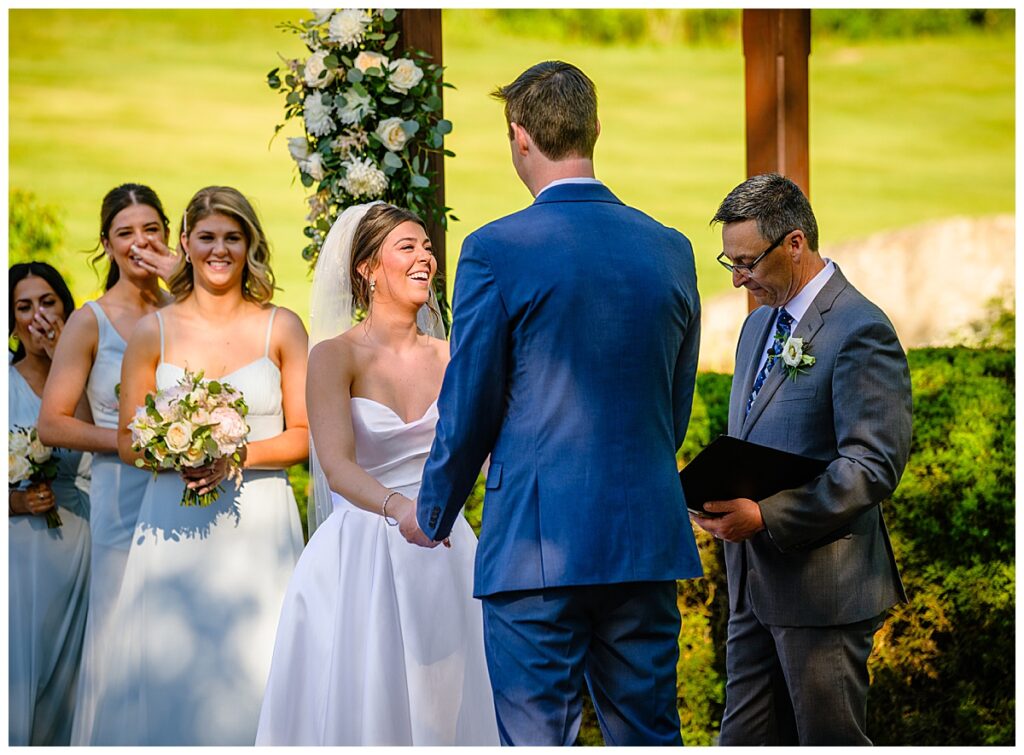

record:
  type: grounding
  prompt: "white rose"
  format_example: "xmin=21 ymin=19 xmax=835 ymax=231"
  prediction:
xmin=387 ymin=58 xmax=424 ymax=94
xmin=188 ymin=386 xmax=208 ymax=405
xmin=781 ymin=337 xmax=805 ymax=368
xmin=9 ymin=430 xmax=30 ymax=457
xmin=183 ymin=444 xmax=207 ymax=468
xmin=328 ymin=9 xmax=371 ymax=47
xmin=299 ymin=152 xmax=326 ymax=181
xmin=131 ymin=415 xmax=157 ymax=447
xmin=303 ymin=50 xmax=335 ymax=89
xmin=9 ymin=453 xmax=31 ymax=484
xmin=28 ymin=435 xmax=51 ymax=464
xmin=165 ymin=421 xmax=193 ymax=454
xmin=288 ymin=137 xmax=310 ymax=164
xmin=375 ymin=117 xmax=410 ymax=152
xmin=310 ymin=8 xmax=334 ymax=25
xmin=337 ymin=89 xmax=374 ymax=124
xmin=303 ymin=94 xmax=335 ymax=137
xmin=353 ymin=50 xmax=389 ymax=74
xmin=339 ymin=156 xmax=388 ymax=199
xmin=191 ymin=407 xmax=211 ymax=427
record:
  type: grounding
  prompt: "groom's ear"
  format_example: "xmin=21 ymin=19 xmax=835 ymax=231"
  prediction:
xmin=509 ymin=122 xmax=531 ymax=156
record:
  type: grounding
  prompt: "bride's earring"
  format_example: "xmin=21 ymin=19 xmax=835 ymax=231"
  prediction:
xmin=369 ymin=277 xmax=376 ymax=296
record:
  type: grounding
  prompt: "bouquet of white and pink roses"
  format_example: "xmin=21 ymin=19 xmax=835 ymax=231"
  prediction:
xmin=129 ymin=368 xmax=250 ymax=507
xmin=8 ymin=426 xmax=62 ymax=528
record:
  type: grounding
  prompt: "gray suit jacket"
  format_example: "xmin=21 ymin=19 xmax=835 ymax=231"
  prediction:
xmin=725 ymin=266 xmax=910 ymax=626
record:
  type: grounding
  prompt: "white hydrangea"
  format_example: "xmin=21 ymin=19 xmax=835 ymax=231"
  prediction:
xmin=340 ymin=156 xmax=387 ymax=199
xmin=328 ymin=9 xmax=371 ymax=47
xmin=303 ymin=93 xmax=335 ymax=137
xmin=303 ymin=50 xmax=335 ymax=88
xmin=337 ymin=89 xmax=374 ymax=125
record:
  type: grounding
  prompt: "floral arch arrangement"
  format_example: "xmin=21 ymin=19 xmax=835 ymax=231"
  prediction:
xmin=268 ymin=9 xmax=455 ymax=270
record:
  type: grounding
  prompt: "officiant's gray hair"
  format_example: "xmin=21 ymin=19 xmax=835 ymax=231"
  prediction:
xmin=710 ymin=173 xmax=820 ymax=252
xmin=492 ymin=61 xmax=598 ymax=161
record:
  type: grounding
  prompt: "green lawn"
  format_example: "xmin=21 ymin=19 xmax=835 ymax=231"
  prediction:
xmin=9 ymin=10 xmax=1014 ymax=316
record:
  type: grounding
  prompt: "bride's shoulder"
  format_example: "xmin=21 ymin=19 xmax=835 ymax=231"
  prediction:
xmin=308 ymin=332 xmax=359 ymax=377
xmin=425 ymin=334 xmax=450 ymax=361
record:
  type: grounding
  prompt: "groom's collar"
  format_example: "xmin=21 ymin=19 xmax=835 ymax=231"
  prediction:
xmin=531 ymin=179 xmax=623 ymax=206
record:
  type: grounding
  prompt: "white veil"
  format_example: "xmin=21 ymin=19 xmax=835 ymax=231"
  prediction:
xmin=307 ymin=202 xmax=446 ymax=537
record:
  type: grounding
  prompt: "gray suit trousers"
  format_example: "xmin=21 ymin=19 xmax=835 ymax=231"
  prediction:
xmin=718 ymin=587 xmax=886 ymax=746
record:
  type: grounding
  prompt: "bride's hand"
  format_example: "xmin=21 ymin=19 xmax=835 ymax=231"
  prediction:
xmin=391 ymin=495 xmax=439 ymax=549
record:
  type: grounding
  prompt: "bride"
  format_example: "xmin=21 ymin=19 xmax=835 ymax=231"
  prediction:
xmin=256 ymin=202 xmax=499 ymax=745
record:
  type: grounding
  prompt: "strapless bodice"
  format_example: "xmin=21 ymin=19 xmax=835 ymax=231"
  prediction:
xmin=331 ymin=397 xmax=439 ymax=513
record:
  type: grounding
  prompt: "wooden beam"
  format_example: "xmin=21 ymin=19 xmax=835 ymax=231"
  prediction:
xmin=398 ymin=9 xmax=446 ymax=279
xmin=742 ymin=9 xmax=811 ymax=311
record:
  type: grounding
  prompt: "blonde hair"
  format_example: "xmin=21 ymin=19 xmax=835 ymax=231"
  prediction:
xmin=169 ymin=186 xmax=276 ymax=303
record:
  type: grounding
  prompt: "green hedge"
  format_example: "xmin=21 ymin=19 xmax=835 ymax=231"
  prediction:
xmin=287 ymin=345 xmax=1014 ymax=745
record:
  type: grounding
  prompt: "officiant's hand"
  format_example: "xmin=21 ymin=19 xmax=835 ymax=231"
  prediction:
xmin=692 ymin=498 xmax=765 ymax=543
xmin=391 ymin=495 xmax=441 ymax=549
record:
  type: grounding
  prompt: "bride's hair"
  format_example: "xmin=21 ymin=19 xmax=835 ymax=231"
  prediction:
xmin=169 ymin=186 xmax=277 ymax=304
xmin=350 ymin=203 xmax=441 ymax=326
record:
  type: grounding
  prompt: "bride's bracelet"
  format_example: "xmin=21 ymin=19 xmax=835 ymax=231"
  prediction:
xmin=381 ymin=490 xmax=400 ymax=527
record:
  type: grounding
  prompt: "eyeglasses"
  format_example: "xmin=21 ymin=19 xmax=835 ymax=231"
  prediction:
xmin=716 ymin=230 xmax=795 ymax=275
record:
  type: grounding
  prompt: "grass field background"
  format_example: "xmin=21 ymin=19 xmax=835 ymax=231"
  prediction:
xmin=9 ymin=10 xmax=1014 ymax=316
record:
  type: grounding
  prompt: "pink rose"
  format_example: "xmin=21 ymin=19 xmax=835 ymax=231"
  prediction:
xmin=210 ymin=407 xmax=248 ymax=451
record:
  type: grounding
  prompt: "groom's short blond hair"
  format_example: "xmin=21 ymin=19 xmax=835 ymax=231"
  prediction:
xmin=492 ymin=61 xmax=598 ymax=161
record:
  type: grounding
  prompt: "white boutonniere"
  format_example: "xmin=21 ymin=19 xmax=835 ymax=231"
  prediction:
xmin=778 ymin=336 xmax=816 ymax=379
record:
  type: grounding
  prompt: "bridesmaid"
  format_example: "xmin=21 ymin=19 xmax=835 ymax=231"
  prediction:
xmin=9 ymin=262 xmax=91 ymax=745
xmin=38 ymin=183 xmax=178 ymax=744
xmin=91 ymin=186 xmax=308 ymax=745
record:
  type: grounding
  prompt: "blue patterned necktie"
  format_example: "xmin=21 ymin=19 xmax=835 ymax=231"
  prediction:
xmin=746 ymin=307 xmax=794 ymax=415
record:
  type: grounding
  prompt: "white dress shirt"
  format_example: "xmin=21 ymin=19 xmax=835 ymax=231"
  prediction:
xmin=535 ymin=177 xmax=604 ymax=197
xmin=752 ymin=259 xmax=836 ymax=376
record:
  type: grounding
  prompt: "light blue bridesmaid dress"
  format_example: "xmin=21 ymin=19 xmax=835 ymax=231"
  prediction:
xmin=89 ymin=307 xmax=305 ymax=745
xmin=8 ymin=365 xmax=91 ymax=745
xmin=69 ymin=300 xmax=152 ymax=744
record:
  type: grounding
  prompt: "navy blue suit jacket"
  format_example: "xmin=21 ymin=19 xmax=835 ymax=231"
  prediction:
xmin=416 ymin=182 xmax=703 ymax=598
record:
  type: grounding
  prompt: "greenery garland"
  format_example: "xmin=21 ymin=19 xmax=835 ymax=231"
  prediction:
xmin=268 ymin=9 xmax=454 ymax=271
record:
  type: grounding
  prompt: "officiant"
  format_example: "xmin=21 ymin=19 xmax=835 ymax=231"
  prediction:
xmin=692 ymin=173 xmax=911 ymax=745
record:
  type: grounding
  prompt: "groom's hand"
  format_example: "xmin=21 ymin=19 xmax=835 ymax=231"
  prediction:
xmin=392 ymin=495 xmax=440 ymax=549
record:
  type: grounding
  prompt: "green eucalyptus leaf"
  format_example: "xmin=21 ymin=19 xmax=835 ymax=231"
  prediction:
xmin=380 ymin=95 xmax=400 ymax=105
xmin=347 ymin=68 xmax=363 ymax=84
xmin=351 ymin=81 xmax=368 ymax=97
xmin=436 ymin=119 xmax=453 ymax=135
xmin=382 ymin=7 xmax=397 ymax=21
xmin=410 ymin=174 xmax=430 ymax=189
xmin=401 ymin=119 xmax=419 ymax=136
xmin=382 ymin=151 xmax=403 ymax=169
xmin=301 ymin=173 xmax=314 ymax=188
xmin=324 ymin=54 xmax=339 ymax=69
xmin=383 ymin=32 xmax=398 ymax=51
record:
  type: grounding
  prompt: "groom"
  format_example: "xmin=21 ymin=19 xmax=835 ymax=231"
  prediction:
xmin=412 ymin=61 xmax=702 ymax=745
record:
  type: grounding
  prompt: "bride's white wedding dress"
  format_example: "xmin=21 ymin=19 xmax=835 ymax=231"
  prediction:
xmin=256 ymin=396 xmax=499 ymax=745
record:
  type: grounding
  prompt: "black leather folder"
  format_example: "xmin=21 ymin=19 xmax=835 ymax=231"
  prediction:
xmin=680 ymin=435 xmax=830 ymax=517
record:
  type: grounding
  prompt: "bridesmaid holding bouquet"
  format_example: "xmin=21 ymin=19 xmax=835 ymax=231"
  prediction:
xmin=9 ymin=262 xmax=91 ymax=745
xmin=90 ymin=186 xmax=308 ymax=745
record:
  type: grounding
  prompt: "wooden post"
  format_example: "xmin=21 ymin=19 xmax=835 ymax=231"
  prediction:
xmin=398 ymin=9 xmax=446 ymax=278
xmin=742 ymin=9 xmax=810 ymax=311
